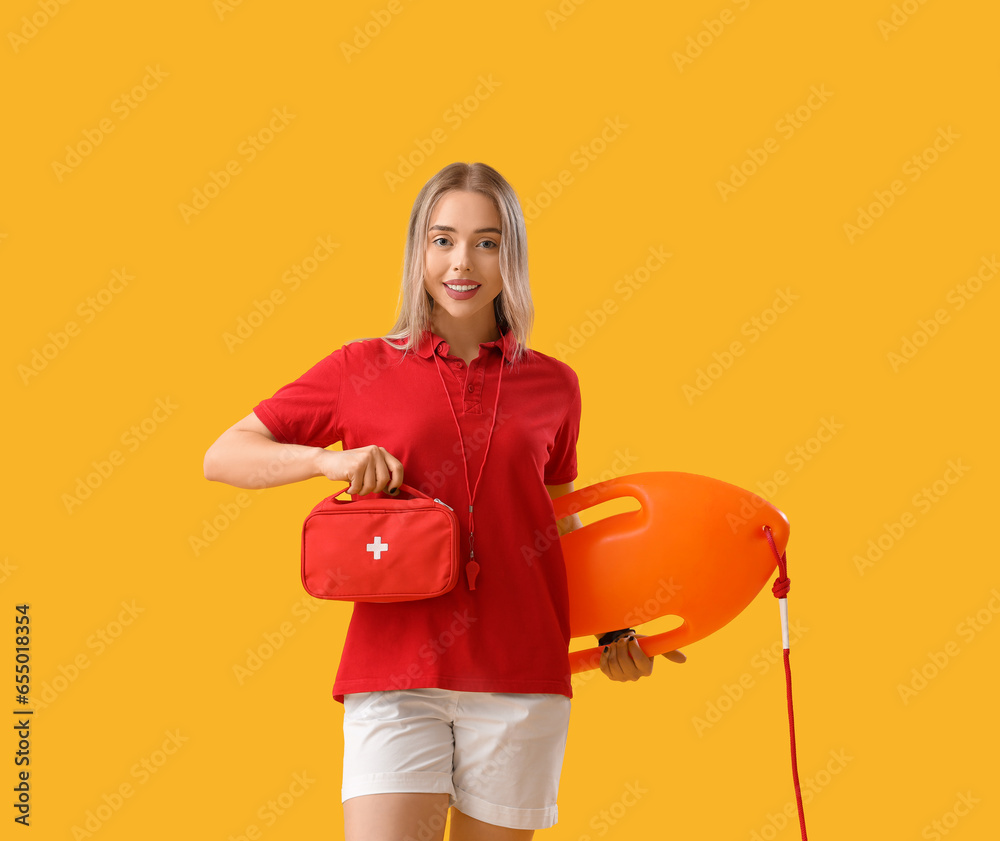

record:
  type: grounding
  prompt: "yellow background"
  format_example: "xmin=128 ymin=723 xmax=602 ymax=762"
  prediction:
xmin=4 ymin=0 xmax=998 ymax=838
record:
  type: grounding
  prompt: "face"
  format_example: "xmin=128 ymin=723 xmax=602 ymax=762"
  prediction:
xmin=423 ymin=190 xmax=504 ymax=335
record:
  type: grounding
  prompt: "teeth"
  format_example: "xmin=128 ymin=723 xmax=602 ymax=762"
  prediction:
xmin=446 ymin=284 xmax=478 ymax=292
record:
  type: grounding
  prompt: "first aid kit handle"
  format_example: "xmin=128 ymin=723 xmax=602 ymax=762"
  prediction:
xmin=330 ymin=482 xmax=436 ymax=502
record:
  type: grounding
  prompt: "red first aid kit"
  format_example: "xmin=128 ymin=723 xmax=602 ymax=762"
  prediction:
xmin=301 ymin=482 xmax=460 ymax=602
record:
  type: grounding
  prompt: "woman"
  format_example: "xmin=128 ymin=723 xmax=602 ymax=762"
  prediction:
xmin=204 ymin=162 xmax=677 ymax=840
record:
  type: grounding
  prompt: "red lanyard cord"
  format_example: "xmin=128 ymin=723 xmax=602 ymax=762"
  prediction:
xmin=431 ymin=345 xmax=505 ymax=590
xmin=763 ymin=524 xmax=808 ymax=841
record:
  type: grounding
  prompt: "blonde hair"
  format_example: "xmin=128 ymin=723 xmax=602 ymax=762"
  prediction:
xmin=348 ymin=162 xmax=533 ymax=370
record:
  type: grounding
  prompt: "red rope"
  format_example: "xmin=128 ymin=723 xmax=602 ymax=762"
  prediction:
xmin=763 ymin=525 xmax=808 ymax=841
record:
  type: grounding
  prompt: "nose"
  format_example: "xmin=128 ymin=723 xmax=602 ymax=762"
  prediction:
xmin=451 ymin=244 xmax=472 ymax=271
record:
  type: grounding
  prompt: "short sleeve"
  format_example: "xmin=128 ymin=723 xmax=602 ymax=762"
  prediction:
xmin=544 ymin=369 xmax=581 ymax=485
xmin=252 ymin=349 xmax=345 ymax=448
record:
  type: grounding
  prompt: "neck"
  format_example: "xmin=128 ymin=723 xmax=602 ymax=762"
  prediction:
xmin=430 ymin=310 xmax=503 ymax=362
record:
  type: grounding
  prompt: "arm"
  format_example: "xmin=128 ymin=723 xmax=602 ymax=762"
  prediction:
xmin=545 ymin=483 xmax=631 ymax=645
xmin=204 ymin=411 xmax=404 ymax=495
xmin=204 ymin=411 xmax=329 ymax=489
xmin=545 ymin=481 xmax=583 ymax=537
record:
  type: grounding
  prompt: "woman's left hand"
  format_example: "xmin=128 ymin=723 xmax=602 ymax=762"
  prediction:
xmin=600 ymin=633 xmax=687 ymax=681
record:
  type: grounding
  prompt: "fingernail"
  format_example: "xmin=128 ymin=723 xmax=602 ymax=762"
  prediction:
xmin=602 ymin=646 xmax=608 ymax=653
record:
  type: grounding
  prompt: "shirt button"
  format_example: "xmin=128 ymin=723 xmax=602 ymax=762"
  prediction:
xmin=467 ymin=385 xmax=474 ymax=392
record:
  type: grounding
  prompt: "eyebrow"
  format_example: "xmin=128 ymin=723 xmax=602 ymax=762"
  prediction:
xmin=429 ymin=225 xmax=502 ymax=235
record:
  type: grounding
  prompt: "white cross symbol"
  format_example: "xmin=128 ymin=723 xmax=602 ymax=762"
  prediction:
xmin=367 ymin=536 xmax=388 ymax=560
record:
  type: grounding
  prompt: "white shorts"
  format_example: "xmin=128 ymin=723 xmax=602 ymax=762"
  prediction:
xmin=341 ymin=688 xmax=572 ymax=830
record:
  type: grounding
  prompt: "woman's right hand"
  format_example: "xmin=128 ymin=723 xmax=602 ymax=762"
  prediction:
xmin=316 ymin=445 xmax=404 ymax=496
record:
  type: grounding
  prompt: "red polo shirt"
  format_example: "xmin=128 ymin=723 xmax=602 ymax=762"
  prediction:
xmin=252 ymin=325 xmax=581 ymax=703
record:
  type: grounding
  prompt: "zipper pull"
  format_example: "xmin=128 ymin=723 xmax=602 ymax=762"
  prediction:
xmin=434 ymin=498 xmax=454 ymax=511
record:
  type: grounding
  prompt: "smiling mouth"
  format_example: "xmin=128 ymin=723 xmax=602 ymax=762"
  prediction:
xmin=444 ymin=282 xmax=481 ymax=291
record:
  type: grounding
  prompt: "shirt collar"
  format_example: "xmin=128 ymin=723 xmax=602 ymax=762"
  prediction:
xmin=414 ymin=324 xmax=516 ymax=362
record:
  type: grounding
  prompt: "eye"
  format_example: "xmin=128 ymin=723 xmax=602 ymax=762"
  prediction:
xmin=479 ymin=240 xmax=499 ymax=249
xmin=431 ymin=237 xmax=450 ymax=246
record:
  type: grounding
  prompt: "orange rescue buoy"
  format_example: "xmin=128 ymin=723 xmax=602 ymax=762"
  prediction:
xmin=552 ymin=471 xmax=790 ymax=673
